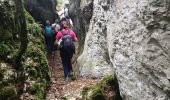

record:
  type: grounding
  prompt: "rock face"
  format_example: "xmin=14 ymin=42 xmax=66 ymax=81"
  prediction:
xmin=77 ymin=0 xmax=170 ymax=99
xmin=24 ymin=0 xmax=56 ymax=23
xmin=68 ymin=0 xmax=93 ymax=52
xmin=0 ymin=0 xmax=50 ymax=99
xmin=77 ymin=0 xmax=114 ymax=78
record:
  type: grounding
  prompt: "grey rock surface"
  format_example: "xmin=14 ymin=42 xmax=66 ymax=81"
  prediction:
xmin=78 ymin=0 xmax=170 ymax=99
xmin=24 ymin=0 xmax=56 ymax=23
xmin=77 ymin=0 xmax=114 ymax=78
xmin=68 ymin=0 xmax=94 ymax=50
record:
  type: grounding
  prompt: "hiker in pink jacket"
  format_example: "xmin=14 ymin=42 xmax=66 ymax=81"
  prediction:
xmin=54 ymin=19 xmax=78 ymax=80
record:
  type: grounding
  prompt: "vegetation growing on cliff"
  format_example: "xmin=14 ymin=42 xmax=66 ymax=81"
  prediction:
xmin=81 ymin=75 xmax=122 ymax=100
xmin=0 ymin=0 xmax=50 ymax=99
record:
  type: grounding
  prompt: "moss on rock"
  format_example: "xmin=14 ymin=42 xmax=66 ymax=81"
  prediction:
xmin=25 ymin=9 xmax=34 ymax=24
xmin=0 ymin=85 xmax=17 ymax=99
xmin=0 ymin=29 xmax=13 ymax=41
xmin=20 ymin=20 xmax=50 ymax=99
xmin=81 ymin=75 xmax=122 ymax=100
xmin=20 ymin=12 xmax=50 ymax=99
xmin=0 ymin=0 xmax=50 ymax=99
xmin=90 ymin=87 xmax=105 ymax=100
xmin=0 ymin=43 xmax=13 ymax=57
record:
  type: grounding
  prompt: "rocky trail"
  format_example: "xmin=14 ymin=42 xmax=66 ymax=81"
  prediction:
xmin=45 ymin=51 xmax=97 ymax=100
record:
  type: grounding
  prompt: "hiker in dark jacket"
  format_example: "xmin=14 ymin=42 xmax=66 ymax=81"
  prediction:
xmin=54 ymin=19 xmax=78 ymax=80
xmin=44 ymin=20 xmax=53 ymax=55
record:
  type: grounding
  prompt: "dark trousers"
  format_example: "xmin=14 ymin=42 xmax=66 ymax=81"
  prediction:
xmin=45 ymin=36 xmax=54 ymax=54
xmin=60 ymin=49 xmax=74 ymax=78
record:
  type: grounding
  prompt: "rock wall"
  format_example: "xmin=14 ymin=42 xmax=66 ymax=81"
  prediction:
xmin=24 ymin=0 xmax=56 ymax=23
xmin=77 ymin=0 xmax=170 ymax=99
xmin=68 ymin=0 xmax=93 ymax=54
xmin=77 ymin=0 xmax=114 ymax=78
xmin=0 ymin=0 xmax=50 ymax=99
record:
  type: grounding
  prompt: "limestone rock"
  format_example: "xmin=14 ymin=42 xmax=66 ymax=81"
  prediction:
xmin=78 ymin=0 xmax=170 ymax=99
xmin=68 ymin=0 xmax=94 ymax=53
xmin=0 ymin=0 xmax=50 ymax=99
xmin=24 ymin=0 xmax=56 ymax=23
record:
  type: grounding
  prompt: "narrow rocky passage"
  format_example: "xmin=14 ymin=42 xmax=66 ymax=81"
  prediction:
xmin=45 ymin=51 xmax=97 ymax=100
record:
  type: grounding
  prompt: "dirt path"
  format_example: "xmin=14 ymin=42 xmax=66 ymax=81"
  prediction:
xmin=45 ymin=51 xmax=97 ymax=100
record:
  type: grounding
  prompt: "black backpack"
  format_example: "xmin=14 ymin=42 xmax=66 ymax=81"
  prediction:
xmin=61 ymin=30 xmax=75 ymax=53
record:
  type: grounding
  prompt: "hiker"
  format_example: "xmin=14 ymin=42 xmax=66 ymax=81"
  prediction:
xmin=52 ymin=19 xmax=61 ymax=34
xmin=59 ymin=17 xmax=73 ymax=30
xmin=51 ymin=19 xmax=61 ymax=53
xmin=65 ymin=16 xmax=73 ymax=28
xmin=54 ymin=19 xmax=78 ymax=80
xmin=44 ymin=20 xmax=53 ymax=55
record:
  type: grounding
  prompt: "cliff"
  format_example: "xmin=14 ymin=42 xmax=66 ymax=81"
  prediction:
xmin=24 ymin=0 xmax=56 ymax=23
xmin=72 ymin=0 xmax=170 ymax=99
xmin=0 ymin=0 xmax=50 ymax=99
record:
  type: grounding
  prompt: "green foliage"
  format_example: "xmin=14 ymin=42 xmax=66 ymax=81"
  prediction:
xmin=24 ymin=45 xmax=50 ymax=81
xmin=20 ymin=12 xmax=50 ymax=99
xmin=22 ymin=36 xmax=50 ymax=99
xmin=0 ymin=85 xmax=17 ymax=99
xmin=81 ymin=75 xmax=118 ymax=100
xmin=97 ymin=75 xmax=115 ymax=86
xmin=0 ymin=68 xmax=5 ymax=81
xmin=0 ymin=62 xmax=17 ymax=100
xmin=28 ymin=83 xmax=37 ymax=94
xmin=27 ymin=23 xmax=43 ymax=39
xmin=0 ymin=29 xmax=13 ymax=41
xmin=0 ymin=42 xmax=13 ymax=56
xmin=26 ymin=12 xmax=44 ymax=50
xmin=28 ymin=82 xmax=46 ymax=100
xmin=82 ymin=86 xmax=90 ymax=99
xmin=0 ymin=1 xmax=49 ymax=100
xmin=27 ymin=79 xmax=47 ymax=100
xmin=25 ymin=10 xmax=44 ymax=41
xmin=25 ymin=9 xmax=34 ymax=24
xmin=29 ymin=69 xmax=38 ymax=78
xmin=89 ymin=77 xmax=108 ymax=100
xmin=63 ymin=96 xmax=68 ymax=100
xmin=90 ymin=88 xmax=105 ymax=100
xmin=0 ymin=0 xmax=15 ymax=31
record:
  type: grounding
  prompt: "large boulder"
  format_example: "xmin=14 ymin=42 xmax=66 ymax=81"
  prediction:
xmin=77 ymin=0 xmax=114 ymax=78
xmin=78 ymin=0 xmax=170 ymax=99
xmin=0 ymin=0 xmax=50 ymax=99
xmin=24 ymin=0 xmax=56 ymax=23
xmin=68 ymin=0 xmax=94 ymax=57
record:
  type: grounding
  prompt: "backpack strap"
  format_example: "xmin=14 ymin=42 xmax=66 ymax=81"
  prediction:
xmin=61 ymin=29 xmax=70 ymax=36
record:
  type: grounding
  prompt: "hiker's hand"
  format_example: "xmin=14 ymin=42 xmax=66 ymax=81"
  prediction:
xmin=74 ymin=36 xmax=78 ymax=42
xmin=54 ymin=40 xmax=58 ymax=46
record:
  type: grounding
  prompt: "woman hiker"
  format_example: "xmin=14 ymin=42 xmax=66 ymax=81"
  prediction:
xmin=54 ymin=19 xmax=78 ymax=80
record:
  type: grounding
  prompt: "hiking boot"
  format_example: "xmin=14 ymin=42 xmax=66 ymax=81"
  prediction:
xmin=66 ymin=77 xmax=69 ymax=81
xmin=68 ymin=72 xmax=73 ymax=77
xmin=63 ymin=77 xmax=69 ymax=83
xmin=68 ymin=72 xmax=76 ymax=81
